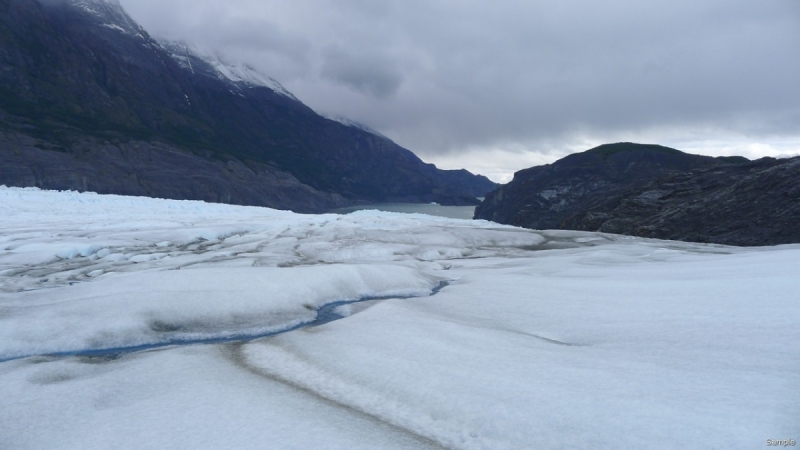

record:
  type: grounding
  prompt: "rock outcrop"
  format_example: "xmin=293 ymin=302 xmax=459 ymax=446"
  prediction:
xmin=474 ymin=142 xmax=800 ymax=246
xmin=560 ymin=156 xmax=800 ymax=246
xmin=475 ymin=143 xmax=741 ymax=229
xmin=0 ymin=131 xmax=347 ymax=212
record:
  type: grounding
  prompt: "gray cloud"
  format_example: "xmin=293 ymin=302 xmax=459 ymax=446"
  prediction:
xmin=119 ymin=0 xmax=800 ymax=180
xmin=320 ymin=47 xmax=404 ymax=98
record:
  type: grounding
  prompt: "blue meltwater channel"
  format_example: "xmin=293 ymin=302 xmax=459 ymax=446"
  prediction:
xmin=0 ymin=281 xmax=449 ymax=363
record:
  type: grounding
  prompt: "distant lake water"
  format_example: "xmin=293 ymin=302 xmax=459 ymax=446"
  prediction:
xmin=329 ymin=202 xmax=479 ymax=220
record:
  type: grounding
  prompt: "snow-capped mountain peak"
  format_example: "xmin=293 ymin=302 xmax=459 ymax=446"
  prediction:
xmin=158 ymin=40 xmax=298 ymax=100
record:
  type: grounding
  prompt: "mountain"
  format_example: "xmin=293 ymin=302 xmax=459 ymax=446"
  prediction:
xmin=0 ymin=0 xmax=496 ymax=211
xmin=560 ymin=155 xmax=800 ymax=246
xmin=475 ymin=142 xmax=800 ymax=246
xmin=474 ymin=143 xmax=742 ymax=228
xmin=472 ymin=142 xmax=800 ymax=246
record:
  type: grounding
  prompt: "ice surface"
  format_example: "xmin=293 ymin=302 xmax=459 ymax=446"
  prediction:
xmin=1 ymin=186 xmax=798 ymax=449
xmin=0 ymin=264 xmax=441 ymax=360
xmin=242 ymin=248 xmax=800 ymax=449
xmin=0 ymin=346 xmax=441 ymax=450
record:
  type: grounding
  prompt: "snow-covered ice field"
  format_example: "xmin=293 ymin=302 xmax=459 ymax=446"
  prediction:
xmin=1 ymin=186 xmax=798 ymax=449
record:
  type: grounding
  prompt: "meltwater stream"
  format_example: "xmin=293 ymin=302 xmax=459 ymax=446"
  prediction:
xmin=0 ymin=281 xmax=449 ymax=363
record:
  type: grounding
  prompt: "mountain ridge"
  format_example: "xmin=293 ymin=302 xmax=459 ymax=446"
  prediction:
xmin=474 ymin=142 xmax=800 ymax=246
xmin=475 ymin=142 xmax=734 ymax=229
xmin=0 ymin=0 xmax=496 ymax=211
xmin=559 ymin=155 xmax=800 ymax=246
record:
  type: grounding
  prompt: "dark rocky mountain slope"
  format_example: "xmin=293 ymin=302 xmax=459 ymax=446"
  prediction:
xmin=0 ymin=131 xmax=347 ymax=211
xmin=560 ymin=156 xmax=800 ymax=246
xmin=474 ymin=143 xmax=742 ymax=229
xmin=0 ymin=0 xmax=496 ymax=211
xmin=474 ymin=142 xmax=800 ymax=246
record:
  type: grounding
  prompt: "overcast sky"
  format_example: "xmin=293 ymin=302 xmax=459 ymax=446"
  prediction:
xmin=119 ymin=0 xmax=800 ymax=182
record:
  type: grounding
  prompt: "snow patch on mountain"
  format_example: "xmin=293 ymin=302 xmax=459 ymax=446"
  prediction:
xmin=158 ymin=40 xmax=298 ymax=100
xmin=322 ymin=113 xmax=390 ymax=140
xmin=100 ymin=23 xmax=127 ymax=34
xmin=66 ymin=0 xmax=147 ymax=39
xmin=71 ymin=1 xmax=102 ymax=16
xmin=67 ymin=0 xmax=147 ymax=38
xmin=209 ymin=60 xmax=297 ymax=99
xmin=61 ymin=0 xmax=298 ymax=101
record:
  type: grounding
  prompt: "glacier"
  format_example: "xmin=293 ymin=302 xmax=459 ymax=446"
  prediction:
xmin=0 ymin=186 xmax=797 ymax=449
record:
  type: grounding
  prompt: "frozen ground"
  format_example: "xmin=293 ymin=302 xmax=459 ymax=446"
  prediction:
xmin=1 ymin=186 xmax=798 ymax=449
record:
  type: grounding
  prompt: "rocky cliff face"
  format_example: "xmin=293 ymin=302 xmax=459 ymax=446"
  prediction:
xmin=0 ymin=0 xmax=496 ymax=211
xmin=0 ymin=131 xmax=348 ymax=211
xmin=560 ymin=156 xmax=800 ymax=246
xmin=475 ymin=142 xmax=798 ymax=246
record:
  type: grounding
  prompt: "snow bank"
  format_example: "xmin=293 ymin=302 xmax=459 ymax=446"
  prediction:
xmin=0 ymin=264 xmax=441 ymax=360
xmin=240 ymin=245 xmax=800 ymax=449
